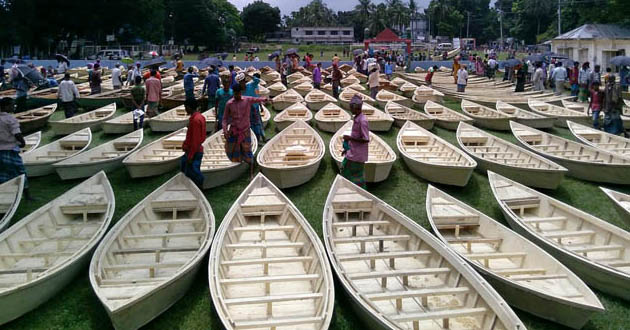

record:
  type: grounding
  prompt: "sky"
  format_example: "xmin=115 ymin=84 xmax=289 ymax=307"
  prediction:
xmin=229 ymin=0 xmax=433 ymax=15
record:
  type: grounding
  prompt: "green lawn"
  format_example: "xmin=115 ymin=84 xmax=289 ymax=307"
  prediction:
xmin=4 ymin=93 xmax=630 ymax=330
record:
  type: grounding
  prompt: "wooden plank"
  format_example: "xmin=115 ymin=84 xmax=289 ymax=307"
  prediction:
xmin=348 ymin=267 xmax=450 ymax=280
xmin=331 ymin=220 xmax=390 ymax=228
xmin=122 ymin=231 xmax=206 ymax=240
xmin=366 ymin=286 xmax=470 ymax=301
xmin=333 ymin=234 xmax=411 ymax=244
xmin=494 ymin=268 xmax=547 ymax=276
xmin=220 ymin=273 xmax=319 ymax=285
xmin=232 ymin=225 xmax=295 ymax=233
xmin=336 ymin=250 xmax=432 ymax=262
xmin=509 ymin=274 xmax=568 ymax=281
xmin=233 ymin=316 xmax=325 ymax=329
xmin=464 ymin=252 xmax=527 ymax=260
xmin=112 ymin=246 xmax=200 ymax=255
xmin=568 ymin=244 xmax=624 ymax=253
xmin=224 ymin=292 xmax=323 ymax=306
xmin=542 ymin=230 xmax=596 ymax=239
xmin=225 ymin=242 xmax=304 ymax=249
xmin=389 ymin=307 xmax=487 ymax=322
xmin=221 ymin=256 xmax=313 ymax=267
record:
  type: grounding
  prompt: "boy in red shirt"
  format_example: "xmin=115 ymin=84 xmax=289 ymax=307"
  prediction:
xmin=588 ymin=81 xmax=603 ymax=129
xmin=181 ymin=98 xmax=206 ymax=187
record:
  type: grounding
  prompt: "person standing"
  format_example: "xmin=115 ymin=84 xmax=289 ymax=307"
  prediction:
xmin=425 ymin=65 xmax=438 ymax=86
xmin=602 ymin=74 xmax=625 ymax=135
xmin=57 ymin=73 xmax=80 ymax=118
xmin=175 ymin=55 xmax=185 ymax=78
xmin=620 ymin=66 xmax=630 ymax=92
xmin=452 ymin=56 xmax=461 ymax=84
xmin=183 ymin=67 xmax=198 ymax=102
xmin=130 ymin=76 xmax=146 ymax=130
xmin=111 ymin=64 xmax=123 ymax=90
xmin=487 ymin=57 xmax=497 ymax=80
xmin=578 ymin=62 xmax=591 ymax=102
xmin=180 ymin=98 xmax=206 ymax=188
xmin=457 ymin=64 xmax=469 ymax=92
xmin=228 ymin=65 xmax=238 ymax=89
xmin=12 ymin=73 xmax=30 ymax=113
xmin=588 ymin=81 xmax=603 ymax=129
xmin=341 ymin=95 xmax=370 ymax=189
xmin=145 ymin=70 xmax=162 ymax=118
xmin=589 ymin=65 xmax=601 ymax=89
xmin=0 ymin=97 xmax=32 ymax=200
xmin=242 ymin=73 xmax=267 ymax=143
xmin=551 ymin=62 xmax=567 ymax=95
xmin=222 ymin=84 xmax=267 ymax=179
xmin=515 ymin=64 xmax=526 ymax=92
xmin=214 ymin=75 xmax=233 ymax=132
xmin=57 ymin=58 xmax=68 ymax=74
xmin=312 ymin=62 xmax=322 ymax=89
xmin=331 ymin=63 xmax=342 ymax=99
xmin=532 ymin=62 xmax=544 ymax=91
xmin=569 ymin=62 xmax=580 ymax=99
xmin=202 ymin=65 xmax=220 ymax=110
xmin=368 ymin=65 xmax=380 ymax=99
xmin=90 ymin=63 xmax=102 ymax=95
xmin=384 ymin=60 xmax=394 ymax=81
xmin=0 ymin=60 xmax=5 ymax=87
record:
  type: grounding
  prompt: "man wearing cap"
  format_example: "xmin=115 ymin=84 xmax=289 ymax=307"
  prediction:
xmin=0 ymin=97 xmax=32 ymax=200
xmin=341 ymin=94 xmax=370 ymax=189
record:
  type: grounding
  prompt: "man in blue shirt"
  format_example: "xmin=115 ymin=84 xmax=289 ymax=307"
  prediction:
xmin=183 ymin=67 xmax=198 ymax=102
xmin=202 ymin=65 xmax=220 ymax=110
xmin=228 ymin=65 xmax=238 ymax=89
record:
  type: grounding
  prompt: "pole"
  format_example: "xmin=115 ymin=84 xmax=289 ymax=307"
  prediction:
xmin=557 ymin=0 xmax=562 ymax=36
xmin=499 ymin=11 xmax=503 ymax=50
xmin=466 ymin=12 xmax=470 ymax=39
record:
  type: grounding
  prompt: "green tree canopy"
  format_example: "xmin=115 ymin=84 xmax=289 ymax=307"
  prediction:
xmin=241 ymin=1 xmax=281 ymax=42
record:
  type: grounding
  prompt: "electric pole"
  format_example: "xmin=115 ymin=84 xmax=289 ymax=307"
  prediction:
xmin=467 ymin=11 xmax=470 ymax=38
xmin=498 ymin=10 xmax=503 ymax=50
xmin=558 ymin=0 xmax=562 ymax=36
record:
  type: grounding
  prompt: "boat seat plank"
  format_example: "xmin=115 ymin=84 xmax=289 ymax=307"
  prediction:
xmin=446 ymin=237 xmax=502 ymax=244
xmin=336 ymin=250 xmax=432 ymax=261
xmin=111 ymin=246 xmax=200 ymax=255
xmin=348 ymin=267 xmax=451 ymax=280
xmin=333 ymin=234 xmax=411 ymax=244
xmin=137 ymin=218 xmax=204 ymax=225
xmin=331 ymin=220 xmax=390 ymax=228
xmin=522 ymin=216 xmax=567 ymax=224
xmin=225 ymin=242 xmax=304 ymax=249
xmin=103 ymin=262 xmax=184 ymax=271
xmin=224 ymin=292 xmax=323 ymax=306
xmin=389 ymin=307 xmax=487 ymax=322
xmin=508 ymin=274 xmax=569 ymax=281
xmin=232 ymin=316 xmax=325 ymax=329
xmin=366 ymin=286 xmax=470 ymax=301
xmin=220 ymin=273 xmax=319 ymax=285
xmin=567 ymin=244 xmax=624 ymax=253
xmin=122 ymin=231 xmax=206 ymax=240
xmin=232 ymin=225 xmax=295 ymax=233
xmin=464 ymin=252 xmax=527 ymax=260
xmin=221 ymin=256 xmax=313 ymax=267
xmin=542 ymin=230 xmax=596 ymax=239
xmin=494 ymin=268 xmax=547 ymax=276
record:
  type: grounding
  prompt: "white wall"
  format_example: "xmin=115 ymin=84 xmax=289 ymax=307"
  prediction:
xmin=552 ymin=38 xmax=630 ymax=69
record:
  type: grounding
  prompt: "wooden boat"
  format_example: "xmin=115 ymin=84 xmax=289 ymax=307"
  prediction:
xmin=330 ymin=121 xmax=396 ymax=183
xmin=511 ymin=121 xmax=630 ymax=184
xmin=457 ymin=122 xmax=567 ymax=189
xmin=210 ymin=173 xmax=334 ymax=329
xmin=527 ymin=99 xmax=589 ymax=128
xmin=461 ymin=99 xmax=514 ymax=131
xmin=304 ymin=89 xmax=337 ymax=111
xmin=314 ymin=102 xmax=351 ymax=133
xmin=13 ymin=104 xmax=57 ymax=133
xmin=50 ymin=103 xmax=116 ymax=136
xmin=21 ymin=131 xmax=41 ymax=154
xmin=90 ymin=173 xmax=214 ymax=330
xmin=411 ymin=85 xmax=444 ymax=108
xmin=77 ymin=89 xmax=127 ymax=109
xmin=375 ymin=89 xmax=411 ymax=108
xmin=600 ymin=187 xmax=630 ymax=226
xmin=495 ymin=101 xmax=555 ymax=129
xmin=257 ymin=84 xmax=270 ymax=97
xmin=260 ymin=104 xmax=271 ymax=128
xmin=432 ymin=47 xmax=461 ymax=61
xmin=398 ymin=121 xmax=476 ymax=186
xmin=293 ymin=81 xmax=314 ymax=96
xmin=200 ymin=129 xmax=258 ymax=189
xmin=389 ymin=77 xmax=409 ymax=89
xmin=399 ymin=82 xmax=419 ymax=98
xmin=345 ymin=83 xmax=366 ymax=92
xmin=426 ymin=185 xmax=604 ymax=329
xmin=54 ymin=130 xmax=143 ymax=180
xmin=286 ymin=72 xmax=304 ymax=85
xmin=22 ymin=128 xmax=92 ymax=177
xmin=424 ymin=100 xmax=473 ymax=130
xmin=351 ymin=71 xmax=368 ymax=83
xmin=358 ymin=103 xmax=394 ymax=132
xmin=257 ymin=120 xmax=324 ymax=188
xmin=625 ymin=99 xmax=630 ymax=115
xmin=123 ymin=128 xmax=186 ymax=178
xmin=0 ymin=172 xmax=114 ymax=325
xmin=271 ymin=89 xmax=303 ymax=111
xmin=339 ymin=89 xmax=375 ymax=110
xmin=561 ymin=99 xmax=630 ymax=129
xmin=289 ymin=77 xmax=312 ymax=90
xmin=102 ymin=111 xmax=149 ymax=134
xmin=267 ymin=82 xmax=287 ymax=98
xmin=568 ymin=121 xmax=630 ymax=158
xmin=340 ymin=75 xmax=360 ymax=88
xmin=261 ymin=70 xmax=281 ymax=83
xmin=488 ymin=171 xmax=630 ymax=300
xmin=323 ymin=175 xmax=525 ymax=330
xmin=149 ymin=105 xmax=215 ymax=132
xmin=0 ymin=175 xmax=24 ymax=232
xmin=384 ymin=101 xmax=434 ymax=129
xmin=273 ymin=102 xmax=313 ymax=131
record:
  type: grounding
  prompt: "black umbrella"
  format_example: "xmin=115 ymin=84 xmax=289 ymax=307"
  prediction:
xmin=353 ymin=49 xmax=364 ymax=56
xmin=16 ymin=65 xmax=44 ymax=84
xmin=503 ymin=58 xmax=522 ymax=67
xmin=55 ymin=54 xmax=70 ymax=65
xmin=215 ymin=52 xmax=228 ymax=60
xmin=610 ymin=56 xmax=630 ymax=67
xmin=268 ymin=50 xmax=281 ymax=60
xmin=200 ymin=57 xmax=223 ymax=69
xmin=286 ymin=48 xmax=298 ymax=56
xmin=143 ymin=57 xmax=167 ymax=69
xmin=525 ymin=54 xmax=544 ymax=63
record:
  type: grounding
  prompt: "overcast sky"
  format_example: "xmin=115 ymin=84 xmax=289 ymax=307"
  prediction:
xmin=229 ymin=0 xmax=433 ymax=15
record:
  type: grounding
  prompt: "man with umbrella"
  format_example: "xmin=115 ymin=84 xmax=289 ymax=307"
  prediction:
xmin=56 ymin=54 xmax=70 ymax=74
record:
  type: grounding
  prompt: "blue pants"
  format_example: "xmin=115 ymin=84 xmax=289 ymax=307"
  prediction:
xmin=592 ymin=110 xmax=600 ymax=129
xmin=180 ymin=152 xmax=204 ymax=187
xmin=185 ymin=89 xmax=195 ymax=102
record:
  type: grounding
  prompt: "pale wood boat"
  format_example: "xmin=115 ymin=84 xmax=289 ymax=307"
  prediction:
xmin=49 ymin=103 xmax=116 ymax=136
xmin=625 ymin=99 xmax=630 ymax=115
xmin=398 ymin=121 xmax=476 ymax=186
xmin=351 ymin=71 xmax=368 ymax=83
xmin=340 ymin=75 xmax=360 ymax=88
xmin=149 ymin=105 xmax=215 ymax=132
xmin=261 ymin=70 xmax=281 ymax=83
xmin=123 ymin=128 xmax=186 ymax=178
xmin=330 ymin=121 xmax=396 ymax=183
xmin=289 ymin=77 xmax=312 ymax=89
xmin=0 ymin=172 xmax=114 ymax=325
xmin=271 ymin=89 xmax=304 ymax=111
xmin=304 ymin=89 xmax=337 ymax=111
xmin=427 ymin=185 xmax=604 ymax=329
xmin=257 ymin=84 xmax=270 ymax=97
xmin=273 ymin=102 xmax=313 ymax=131
xmin=260 ymin=104 xmax=271 ymax=128
xmin=495 ymin=101 xmax=555 ymax=129
xmin=461 ymin=99 xmax=514 ymax=131
xmin=13 ymin=104 xmax=57 ymax=133
xmin=527 ymin=99 xmax=589 ymax=128
xmin=360 ymin=103 xmax=394 ymax=132
xmin=323 ymin=175 xmax=525 ymax=330
xmin=90 ymin=173 xmax=214 ymax=330
xmin=339 ymin=89 xmax=375 ymax=110
xmin=21 ymin=131 xmax=41 ymax=154
xmin=345 ymin=83 xmax=366 ymax=92
xmin=209 ymin=173 xmax=334 ymax=330
xmin=567 ymin=121 xmax=630 ymax=158
xmin=0 ymin=175 xmax=24 ymax=232
xmin=294 ymin=81 xmax=314 ymax=96
xmin=424 ymin=100 xmax=473 ymax=130
xmin=511 ymin=121 xmax=630 ymax=184
xmin=286 ymin=72 xmax=305 ymax=84
xmin=54 ymin=130 xmax=143 ymax=180
xmin=562 ymin=99 xmax=630 ymax=129
xmin=375 ymin=89 xmax=410 ymax=107
xmin=488 ymin=171 xmax=630 ymax=300
xmin=600 ymin=187 xmax=630 ymax=226
xmin=457 ymin=122 xmax=567 ymax=189
xmin=22 ymin=128 xmax=92 ymax=177
xmin=389 ymin=77 xmax=409 ymax=89
xmin=267 ymin=82 xmax=287 ymax=98
xmin=257 ymin=120 xmax=324 ymax=189
xmin=399 ymin=82 xmax=419 ymax=98
xmin=103 ymin=111 xmax=150 ymax=134
xmin=314 ymin=102 xmax=351 ymax=133
xmin=200 ymin=129 xmax=258 ymax=189
xmin=384 ymin=101 xmax=434 ymax=129
xmin=412 ymin=85 xmax=445 ymax=108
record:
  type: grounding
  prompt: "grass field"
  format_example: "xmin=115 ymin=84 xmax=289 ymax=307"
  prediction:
xmin=4 ymin=91 xmax=630 ymax=329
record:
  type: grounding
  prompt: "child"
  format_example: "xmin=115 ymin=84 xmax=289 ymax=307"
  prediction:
xmin=425 ymin=65 xmax=438 ymax=86
xmin=588 ymin=81 xmax=603 ymax=129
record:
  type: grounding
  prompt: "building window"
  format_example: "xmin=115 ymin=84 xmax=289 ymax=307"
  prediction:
xmin=318 ymin=31 xmax=326 ymax=36
xmin=343 ymin=31 xmax=351 ymax=36
xmin=305 ymin=30 xmax=313 ymax=35
xmin=330 ymin=31 xmax=338 ymax=36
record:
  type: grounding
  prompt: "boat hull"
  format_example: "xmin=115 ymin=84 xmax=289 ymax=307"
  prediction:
xmin=259 ymin=161 xmax=321 ymax=189
xmin=275 ymin=119 xmax=310 ymax=131
xmin=367 ymin=120 xmax=393 ymax=132
xmin=50 ymin=121 xmax=103 ymax=136
xmin=25 ymin=162 xmax=56 ymax=177
xmin=149 ymin=120 xmax=188 ymax=132
xmin=392 ymin=118 xmax=433 ymax=130
xmin=55 ymin=158 xmax=126 ymax=180
xmin=553 ymin=116 xmax=592 ymax=128
xmin=401 ymin=154 xmax=473 ymax=186
xmin=515 ymin=117 xmax=556 ymax=129
xmin=333 ymin=159 xmax=393 ymax=183
xmin=471 ymin=118 xmax=511 ymax=131
xmin=271 ymin=100 xmax=293 ymax=111
xmin=201 ymin=163 xmax=249 ymax=189
xmin=102 ymin=121 xmax=145 ymax=134
xmin=434 ymin=119 xmax=467 ymax=131
xmin=315 ymin=120 xmax=346 ymax=133
xmin=124 ymin=160 xmax=179 ymax=178
xmin=20 ymin=118 xmax=50 ymax=134
xmin=467 ymin=154 xmax=565 ymax=189
xmin=76 ymin=97 xmax=119 ymax=110
xmin=306 ymin=101 xmax=329 ymax=111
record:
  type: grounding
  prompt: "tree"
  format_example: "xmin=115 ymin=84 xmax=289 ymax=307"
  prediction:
xmin=241 ymin=1 xmax=281 ymax=42
xmin=284 ymin=0 xmax=338 ymax=27
xmin=510 ymin=0 xmax=554 ymax=43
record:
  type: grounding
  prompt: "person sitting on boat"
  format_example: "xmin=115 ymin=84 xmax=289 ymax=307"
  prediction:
xmin=222 ymin=84 xmax=268 ymax=180
xmin=57 ymin=73 xmax=80 ymax=118
xmin=341 ymin=94 xmax=370 ymax=189
xmin=0 ymin=97 xmax=32 ymax=200
xmin=180 ymin=98 xmax=206 ymax=188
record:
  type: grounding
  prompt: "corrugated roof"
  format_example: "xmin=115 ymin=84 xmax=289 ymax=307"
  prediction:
xmin=555 ymin=24 xmax=630 ymax=40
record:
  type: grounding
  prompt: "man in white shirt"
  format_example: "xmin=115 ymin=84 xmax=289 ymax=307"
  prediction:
xmin=488 ymin=58 xmax=497 ymax=79
xmin=57 ymin=60 xmax=68 ymax=74
xmin=57 ymin=73 xmax=80 ymax=118
xmin=551 ymin=62 xmax=568 ymax=95
xmin=457 ymin=64 xmax=469 ymax=92
xmin=111 ymin=64 xmax=122 ymax=89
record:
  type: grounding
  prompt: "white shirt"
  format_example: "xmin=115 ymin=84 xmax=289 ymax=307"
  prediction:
xmin=57 ymin=62 xmax=68 ymax=74
xmin=111 ymin=68 xmax=122 ymax=86
xmin=488 ymin=59 xmax=497 ymax=69
xmin=254 ymin=57 xmax=260 ymax=62
xmin=552 ymin=67 xmax=567 ymax=81
xmin=57 ymin=80 xmax=80 ymax=102
xmin=457 ymin=69 xmax=469 ymax=85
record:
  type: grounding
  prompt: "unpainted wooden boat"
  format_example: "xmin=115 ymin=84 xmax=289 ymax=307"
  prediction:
xmin=0 ymin=172 xmax=114 ymax=325
xmin=54 ymin=130 xmax=143 ymax=180
xmin=261 ymin=70 xmax=281 ymax=83
xmin=304 ymin=89 xmax=337 ymax=111
xmin=600 ymin=187 xmax=630 ymax=227
xmin=423 ymin=100 xmax=473 ymax=130
xmin=360 ymin=103 xmax=394 ymax=132
xmin=562 ymin=99 xmax=630 ymax=129
xmin=123 ymin=128 xmax=186 ymax=178
xmin=427 ymin=185 xmax=604 ymax=329
xmin=289 ymin=77 xmax=312 ymax=89
xmin=384 ymin=101 xmax=434 ymax=129
xmin=411 ymin=85 xmax=444 ymax=108
xmin=375 ymin=90 xmax=411 ymax=108
xmin=461 ymin=99 xmax=514 ymax=131
xmin=267 ymin=82 xmax=287 ymax=98
xmin=90 ymin=173 xmax=214 ymax=330
xmin=102 ymin=111 xmax=150 ymax=134
xmin=149 ymin=105 xmax=215 ymax=132
xmin=345 ymin=83 xmax=366 ymax=92
xmin=257 ymin=120 xmax=324 ymax=189
xmin=21 ymin=131 xmax=41 ymax=154
xmin=314 ymin=102 xmax=351 ymax=133
xmin=209 ymin=173 xmax=334 ymax=330
xmin=293 ymin=81 xmax=314 ymax=97
xmin=495 ymin=101 xmax=555 ymax=129
xmin=339 ymin=89 xmax=375 ymax=110
xmin=286 ymin=72 xmax=305 ymax=85
xmin=350 ymin=71 xmax=368 ymax=83
xmin=22 ymin=128 xmax=92 ymax=177
xmin=330 ymin=121 xmax=396 ymax=183
xmin=340 ymin=75 xmax=360 ymax=88
xmin=567 ymin=120 xmax=630 ymax=158
xmin=398 ymin=121 xmax=476 ymax=186
xmin=527 ymin=99 xmax=590 ymax=128
xmin=50 ymin=103 xmax=116 ymax=136
xmin=399 ymin=81 xmax=419 ymax=98
xmin=323 ymin=175 xmax=525 ymax=330
xmin=488 ymin=171 xmax=630 ymax=301
xmin=257 ymin=84 xmax=270 ymax=97
xmin=260 ymin=104 xmax=271 ymax=128
xmin=273 ymin=102 xmax=313 ymax=131
xmin=389 ymin=77 xmax=409 ymax=89
xmin=511 ymin=121 xmax=630 ymax=184
xmin=0 ymin=175 xmax=24 ymax=232
xmin=200 ymin=129 xmax=258 ymax=189
xmin=457 ymin=122 xmax=567 ymax=189
xmin=13 ymin=104 xmax=57 ymax=133
xmin=271 ymin=89 xmax=303 ymax=111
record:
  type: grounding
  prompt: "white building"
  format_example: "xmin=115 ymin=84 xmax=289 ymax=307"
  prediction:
xmin=552 ymin=24 xmax=630 ymax=69
xmin=291 ymin=27 xmax=354 ymax=44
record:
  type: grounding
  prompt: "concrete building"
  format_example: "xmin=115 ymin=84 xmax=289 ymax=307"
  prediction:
xmin=409 ymin=15 xmax=428 ymax=42
xmin=552 ymin=24 xmax=630 ymax=69
xmin=291 ymin=27 xmax=354 ymax=44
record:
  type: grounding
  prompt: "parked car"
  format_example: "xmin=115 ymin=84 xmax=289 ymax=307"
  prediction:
xmin=88 ymin=49 xmax=130 ymax=60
